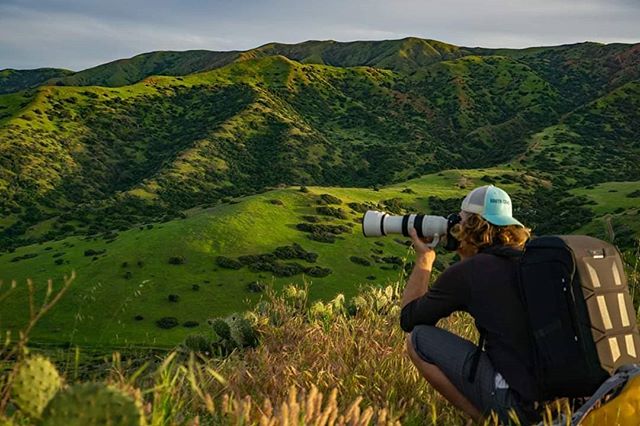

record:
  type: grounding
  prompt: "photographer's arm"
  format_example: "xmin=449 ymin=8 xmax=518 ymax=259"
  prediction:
xmin=401 ymin=228 xmax=435 ymax=309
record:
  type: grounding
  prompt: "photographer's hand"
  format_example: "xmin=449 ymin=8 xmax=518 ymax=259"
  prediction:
xmin=402 ymin=228 xmax=436 ymax=309
xmin=408 ymin=227 xmax=436 ymax=270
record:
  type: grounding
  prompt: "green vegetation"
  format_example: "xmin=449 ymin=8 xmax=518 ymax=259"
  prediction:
xmin=0 ymin=37 xmax=638 ymax=354
xmin=2 ymin=271 xmax=638 ymax=425
xmin=0 ymin=69 xmax=73 ymax=95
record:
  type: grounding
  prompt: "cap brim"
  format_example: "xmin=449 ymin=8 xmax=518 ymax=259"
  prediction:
xmin=482 ymin=214 xmax=524 ymax=227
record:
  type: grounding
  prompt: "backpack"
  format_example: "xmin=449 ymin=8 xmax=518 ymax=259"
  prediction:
xmin=542 ymin=363 xmax=640 ymax=426
xmin=479 ymin=235 xmax=640 ymax=401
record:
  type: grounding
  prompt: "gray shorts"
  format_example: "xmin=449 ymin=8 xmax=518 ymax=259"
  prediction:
xmin=410 ymin=325 xmax=539 ymax=424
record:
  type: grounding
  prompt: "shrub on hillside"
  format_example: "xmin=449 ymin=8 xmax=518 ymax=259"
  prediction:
xmin=247 ymin=281 xmax=266 ymax=293
xmin=381 ymin=198 xmax=408 ymax=214
xmin=10 ymin=253 xmax=38 ymax=262
xmin=238 ymin=253 xmax=277 ymax=265
xmin=268 ymin=199 xmax=284 ymax=205
xmin=182 ymin=320 xmax=200 ymax=328
xmin=318 ymin=194 xmax=342 ymax=205
xmin=347 ymin=202 xmax=369 ymax=213
xmin=273 ymin=243 xmax=318 ymax=262
xmin=381 ymin=256 xmax=403 ymax=265
xmin=296 ymin=223 xmax=351 ymax=235
xmin=301 ymin=215 xmax=322 ymax=223
xmin=304 ymin=266 xmax=332 ymax=277
xmin=307 ymin=232 xmax=336 ymax=243
xmin=182 ymin=333 xmax=212 ymax=352
xmin=315 ymin=206 xmax=348 ymax=219
xmin=156 ymin=317 xmax=179 ymax=329
xmin=350 ymin=256 xmax=371 ymax=266
xmin=83 ymin=248 xmax=106 ymax=257
xmin=216 ymin=256 xmax=243 ymax=269
xmin=168 ymin=256 xmax=186 ymax=265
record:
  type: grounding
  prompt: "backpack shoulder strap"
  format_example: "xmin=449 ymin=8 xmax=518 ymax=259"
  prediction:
xmin=467 ymin=327 xmax=487 ymax=383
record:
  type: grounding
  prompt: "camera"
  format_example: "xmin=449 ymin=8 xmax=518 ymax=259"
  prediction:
xmin=361 ymin=210 xmax=461 ymax=251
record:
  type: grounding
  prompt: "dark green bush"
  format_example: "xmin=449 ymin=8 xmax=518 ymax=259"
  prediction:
xmin=304 ymin=266 xmax=332 ymax=277
xmin=216 ymin=256 xmax=243 ymax=269
xmin=350 ymin=256 xmax=371 ymax=266
xmin=301 ymin=215 xmax=323 ymax=223
xmin=319 ymin=194 xmax=342 ymax=204
xmin=296 ymin=223 xmax=351 ymax=235
xmin=183 ymin=333 xmax=211 ymax=352
xmin=84 ymin=248 xmax=106 ymax=256
xmin=168 ymin=256 xmax=186 ymax=265
xmin=273 ymin=243 xmax=318 ymax=262
xmin=238 ymin=253 xmax=277 ymax=265
xmin=347 ymin=202 xmax=369 ymax=213
xmin=316 ymin=206 xmax=348 ymax=219
xmin=156 ymin=317 xmax=179 ymax=329
xmin=307 ymin=232 xmax=336 ymax=243
xmin=247 ymin=281 xmax=265 ymax=293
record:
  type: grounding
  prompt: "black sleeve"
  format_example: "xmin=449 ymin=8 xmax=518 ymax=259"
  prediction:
xmin=400 ymin=261 xmax=470 ymax=332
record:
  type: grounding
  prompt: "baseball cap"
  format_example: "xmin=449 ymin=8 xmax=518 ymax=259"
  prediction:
xmin=460 ymin=185 xmax=524 ymax=227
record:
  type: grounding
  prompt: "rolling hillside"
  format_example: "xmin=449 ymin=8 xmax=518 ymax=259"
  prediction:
xmin=0 ymin=167 xmax=525 ymax=346
xmin=1 ymin=37 xmax=639 ymax=348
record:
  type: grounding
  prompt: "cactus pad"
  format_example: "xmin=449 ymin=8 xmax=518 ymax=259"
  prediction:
xmin=11 ymin=355 xmax=62 ymax=419
xmin=211 ymin=318 xmax=231 ymax=340
xmin=42 ymin=382 xmax=145 ymax=426
xmin=228 ymin=315 xmax=258 ymax=348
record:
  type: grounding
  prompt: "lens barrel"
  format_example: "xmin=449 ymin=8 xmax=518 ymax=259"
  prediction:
xmin=362 ymin=210 xmax=448 ymax=240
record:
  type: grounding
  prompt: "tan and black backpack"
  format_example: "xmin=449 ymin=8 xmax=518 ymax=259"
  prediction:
xmin=491 ymin=235 xmax=640 ymax=400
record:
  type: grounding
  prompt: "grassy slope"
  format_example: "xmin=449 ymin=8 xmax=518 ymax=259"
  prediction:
xmin=0 ymin=167 xmax=522 ymax=347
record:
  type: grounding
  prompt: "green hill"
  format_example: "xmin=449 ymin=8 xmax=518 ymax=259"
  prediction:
xmin=0 ymin=68 xmax=73 ymax=95
xmin=0 ymin=167 xmax=526 ymax=347
xmin=1 ymin=37 xmax=639 ymax=348
xmin=47 ymin=50 xmax=241 ymax=87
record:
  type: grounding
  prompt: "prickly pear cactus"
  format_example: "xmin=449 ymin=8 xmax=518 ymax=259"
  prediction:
xmin=228 ymin=315 xmax=258 ymax=348
xmin=42 ymin=382 xmax=145 ymax=426
xmin=211 ymin=318 xmax=231 ymax=340
xmin=182 ymin=333 xmax=212 ymax=352
xmin=11 ymin=355 xmax=62 ymax=419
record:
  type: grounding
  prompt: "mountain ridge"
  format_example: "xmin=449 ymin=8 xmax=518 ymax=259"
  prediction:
xmin=2 ymin=37 xmax=638 ymax=94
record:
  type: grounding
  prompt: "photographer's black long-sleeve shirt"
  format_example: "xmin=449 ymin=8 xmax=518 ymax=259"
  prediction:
xmin=400 ymin=247 xmax=538 ymax=402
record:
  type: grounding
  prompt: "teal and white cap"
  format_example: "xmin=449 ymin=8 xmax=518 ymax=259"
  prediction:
xmin=460 ymin=185 xmax=524 ymax=227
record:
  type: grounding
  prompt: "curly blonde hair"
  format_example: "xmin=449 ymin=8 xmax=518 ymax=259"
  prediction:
xmin=450 ymin=212 xmax=531 ymax=255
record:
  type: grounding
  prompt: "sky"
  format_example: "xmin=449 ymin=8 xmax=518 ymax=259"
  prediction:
xmin=1 ymin=0 xmax=639 ymax=71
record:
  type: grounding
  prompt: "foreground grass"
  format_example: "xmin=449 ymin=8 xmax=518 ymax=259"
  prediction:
xmin=7 ymin=267 xmax=638 ymax=425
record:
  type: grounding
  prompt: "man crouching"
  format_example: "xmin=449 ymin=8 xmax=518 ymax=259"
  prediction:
xmin=401 ymin=185 xmax=541 ymax=425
